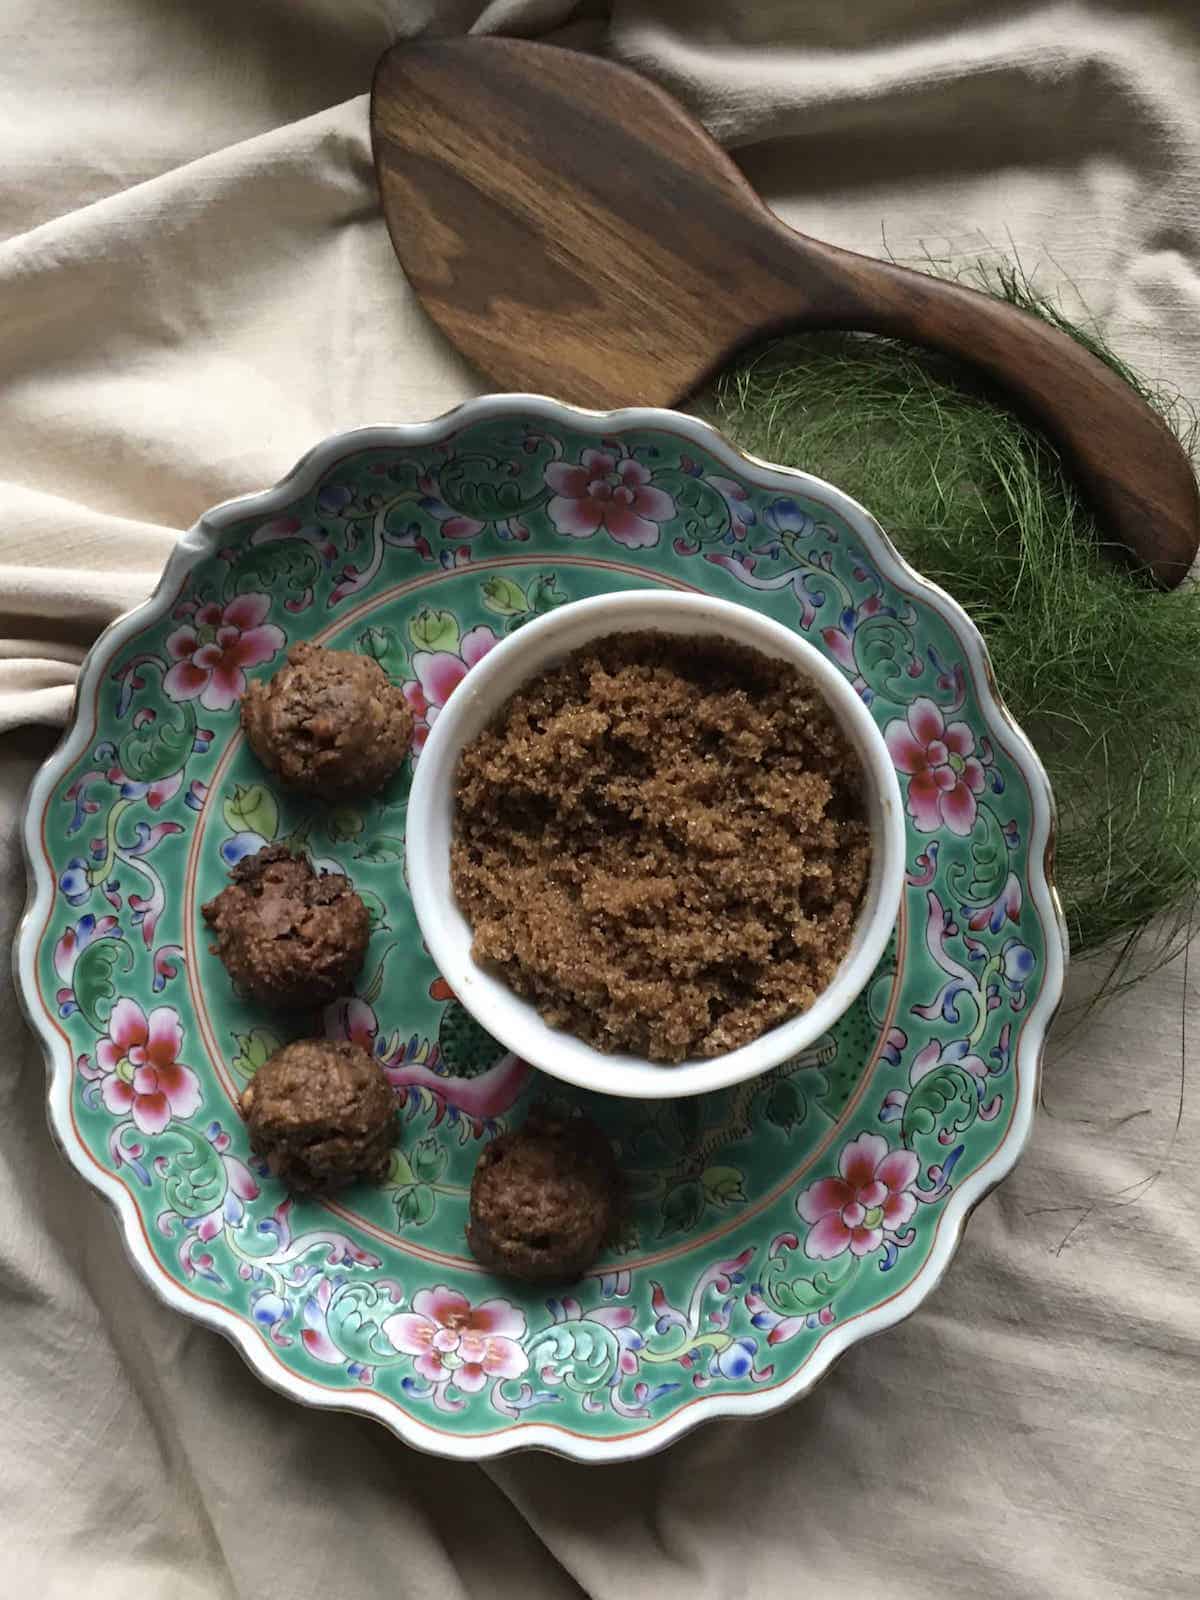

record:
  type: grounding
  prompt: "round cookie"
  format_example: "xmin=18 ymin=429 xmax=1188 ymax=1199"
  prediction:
xmin=202 ymin=844 xmax=369 ymax=1009
xmin=240 ymin=1038 xmax=396 ymax=1193
xmin=467 ymin=1110 xmax=619 ymax=1282
xmin=241 ymin=641 xmax=412 ymax=798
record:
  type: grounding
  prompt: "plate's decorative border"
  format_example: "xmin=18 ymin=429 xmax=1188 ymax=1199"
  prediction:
xmin=14 ymin=396 xmax=1067 ymax=1462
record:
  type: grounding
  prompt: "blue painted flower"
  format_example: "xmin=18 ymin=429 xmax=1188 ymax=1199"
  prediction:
xmin=316 ymin=482 xmax=355 ymax=515
xmin=763 ymin=497 xmax=814 ymax=537
xmin=251 ymin=1290 xmax=289 ymax=1328
xmin=712 ymin=1336 xmax=758 ymax=1380
xmin=999 ymin=939 xmax=1035 ymax=990
xmin=219 ymin=831 xmax=268 ymax=868
xmin=60 ymin=857 xmax=91 ymax=906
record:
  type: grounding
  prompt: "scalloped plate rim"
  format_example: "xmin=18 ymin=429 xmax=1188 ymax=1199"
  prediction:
xmin=14 ymin=393 xmax=1067 ymax=1463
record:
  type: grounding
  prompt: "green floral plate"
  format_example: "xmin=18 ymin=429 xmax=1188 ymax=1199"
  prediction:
xmin=16 ymin=397 xmax=1065 ymax=1461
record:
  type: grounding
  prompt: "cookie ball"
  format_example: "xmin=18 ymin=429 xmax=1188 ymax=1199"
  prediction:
xmin=240 ymin=1038 xmax=396 ymax=1193
xmin=241 ymin=641 xmax=412 ymax=798
xmin=467 ymin=1110 xmax=619 ymax=1282
xmin=202 ymin=844 xmax=369 ymax=1009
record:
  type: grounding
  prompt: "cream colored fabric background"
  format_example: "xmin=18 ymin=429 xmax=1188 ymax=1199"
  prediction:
xmin=3 ymin=2 xmax=1198 ymax=1594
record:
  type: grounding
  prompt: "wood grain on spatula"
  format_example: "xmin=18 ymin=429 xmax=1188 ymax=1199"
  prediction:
xmin=372 ymin=37 xmax=1199 ymax=585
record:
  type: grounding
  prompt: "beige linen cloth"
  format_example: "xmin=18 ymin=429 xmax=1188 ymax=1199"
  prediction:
xmin=2 ymin=2 xmax=1198 ymax=1594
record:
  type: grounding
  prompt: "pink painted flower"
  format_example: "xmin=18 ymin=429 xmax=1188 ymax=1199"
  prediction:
xmin=545 ymin=448 xmax=674 ymax=549
xmin=163 ymin=594 xmax=285 ymax=712
xmin=97 ymin=998 xmax=201 ymax=1135
xmin=383 ymin=1285 xmax=528 ymax=1392
xmin=884 ymin=697 xmax=986 ymax=835
xmin=797 ymin=1133 xmax=919 ymax=1260
xmin=403 ymin=626 xmax=498 ymax=752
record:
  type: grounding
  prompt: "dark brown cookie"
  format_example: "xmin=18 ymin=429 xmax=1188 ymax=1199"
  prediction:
xmin=202 ymin=844 xmax=369 ymax=1009
xmin=467 ymin=1110 xmax=619 ymax=1282
xmin=239 ymin=1038 xmax=396 ymax=1193
xmin=241 ymin=641 xmax=412 ymax=798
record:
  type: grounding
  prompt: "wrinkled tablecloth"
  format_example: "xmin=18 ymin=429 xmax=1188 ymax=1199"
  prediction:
xmin=2 ymin=3 xmax=1198 ymax=1595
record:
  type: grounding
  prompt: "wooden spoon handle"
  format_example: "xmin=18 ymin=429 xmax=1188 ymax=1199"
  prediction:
xmin=763 ymin=228 xmax=1199 ymax=584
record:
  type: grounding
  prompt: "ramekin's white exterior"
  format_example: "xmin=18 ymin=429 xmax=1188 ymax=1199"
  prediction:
xmin=408 ymin=591 xmax=905 ymax=1099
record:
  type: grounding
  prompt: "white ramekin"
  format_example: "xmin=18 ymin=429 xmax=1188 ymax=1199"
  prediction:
xmin=406 ymin=591 xmax=904 ymax=1099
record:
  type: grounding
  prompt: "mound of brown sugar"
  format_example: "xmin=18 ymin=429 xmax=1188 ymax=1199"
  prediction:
xmin=451 ymin=632 xmax=870 ymax=1063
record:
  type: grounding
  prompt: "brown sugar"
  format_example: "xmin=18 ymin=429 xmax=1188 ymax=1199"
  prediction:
xmin=450 ymin=632 xmax=870 ymax=1063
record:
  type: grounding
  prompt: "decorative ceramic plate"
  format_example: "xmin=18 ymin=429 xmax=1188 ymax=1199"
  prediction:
xmin=16 ymin=397 xmax=1065 ymax=1462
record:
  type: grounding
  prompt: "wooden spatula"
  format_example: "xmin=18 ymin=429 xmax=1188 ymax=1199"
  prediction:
xmin=371 ymin=36 xmax=1198 ymax=586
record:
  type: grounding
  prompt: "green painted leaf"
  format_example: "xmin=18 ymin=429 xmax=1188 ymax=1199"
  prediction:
xmin=358 ymin=624 xmax=407 ymax=681
xmin=527 ymin=572 xmax=567 ymax=614
xmin=325 ymin=1282 xmax=403 ymax=1365
xmin=948 ymin=801 xmax=1009 ymax=905
xmin=324 ymin=805 xmax=364 ymax=843
xmin=118 ymin=702 xmax=196 ymax=784
xmin=230 ymin=1026 xmax=280 ymax=1079
xmin=481 ymin=576 xmax=528 ymax=616
xmin=408 ymin=608 xmax=460 ymax=653
xmin=438 ymin=457 xmax=550 ymax=522
xmin=410 ymin=1136 xmax=447 ymax=1184
xmin=73 ymin=937 xmax=134 ymax=1033
xmin=701 ymin=1165 xmax=746 ymax=1207
xmin=221 ymin=782 xmax=279 ymax=842
xmin=393 ymin=1184 xmax=436 ymax=1227
xmin=525 ymin=1320 xmax=620 ymax=1391
xmin=770 ymin=1278 xmax=829 ymax=1314
xmin=357 ymin=888 xmax=390 ymax=932
xmin=657 ymin=472 xmax=730 ymax=542
xmin=226 ymin=541 xmax=319 ymax=603
xmin=767 ymin=1257 xmax=856 ymax=1314
xmin=659 ymin=1179 xmax=704 ymax=1237
xmin=853 ymin=616 xmax=920 ymax=702
xmin=356 ymin=834 xmax=405 ymax=865
xmin=764 ymin=1077 xmax=807 ymax=1134
xmin=161 ymin=1127 xmax=223 ymax=1219
xmin=902 ymin=1065 xmax=977 ymax=1147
